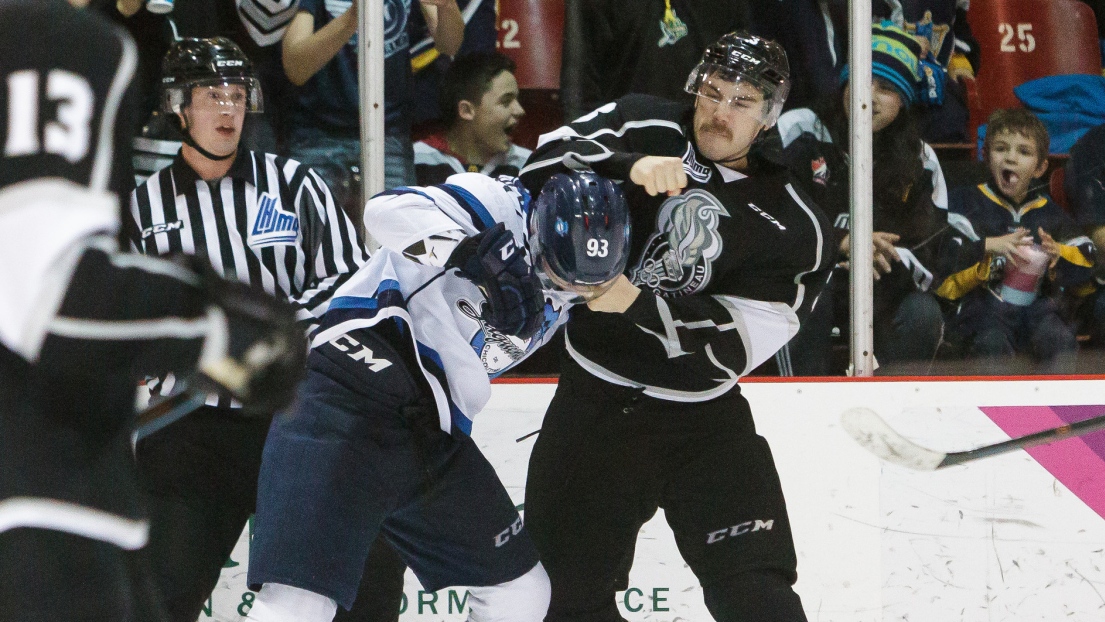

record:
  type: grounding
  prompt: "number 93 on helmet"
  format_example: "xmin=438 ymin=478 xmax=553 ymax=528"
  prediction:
xmin=529 ymin=171 xmax=631 ymax=302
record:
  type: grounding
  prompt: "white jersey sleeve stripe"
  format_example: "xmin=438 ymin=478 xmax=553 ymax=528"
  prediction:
xmin=90 ymin=32 xmax=137 ymax=192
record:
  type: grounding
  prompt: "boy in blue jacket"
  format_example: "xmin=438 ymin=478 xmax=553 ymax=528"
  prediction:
xmin=938 ymin=109 xmax=1096 ymax=369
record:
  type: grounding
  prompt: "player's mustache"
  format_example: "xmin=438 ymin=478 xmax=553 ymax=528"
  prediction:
xmin=700 ymin=122 xmax=731 ymax=138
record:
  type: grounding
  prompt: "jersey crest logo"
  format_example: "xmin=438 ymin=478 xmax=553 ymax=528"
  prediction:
xmin=458 ymin=298 xmax=559 ymax=376
xmin=905 ymin=11 xmax=951 ymax=63
xmin=249 ymin=193 xmax=299 ymax=247
xmin=381 ymin=0 xmax=411 ymax=57
xmin=630 ymin=189 xmax=729 ymax=296
xmin=141 ymin=220 xmax=183 ymax=239
xmin=681 ymin=143 xmax=712 ymax=183
xmin=811 ymin=157 xmax=829 ymax=186
xmin=658 ymin=6 xmax=688 ymax=47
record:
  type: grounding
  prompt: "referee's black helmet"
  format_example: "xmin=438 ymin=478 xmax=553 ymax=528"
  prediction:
xmin=161 ymin=37 xmax=263 ymax=114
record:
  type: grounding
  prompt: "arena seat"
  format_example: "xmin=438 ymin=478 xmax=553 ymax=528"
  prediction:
xmin=966 ymin=0 xmax=1101 ymax=142
xmin=496 ymin=0 xmax=565 ymax=149
xmin=1049 ymin=163 xmax=1071 ymax=213
xmin=496 ymin=0 xmax=564 ymax=90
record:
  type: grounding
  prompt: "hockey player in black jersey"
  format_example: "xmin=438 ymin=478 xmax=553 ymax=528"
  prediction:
xmin=0 ymin=2 xmax=306 ymax=620
xmin=519 ymin=32 xmax=834 ymax=622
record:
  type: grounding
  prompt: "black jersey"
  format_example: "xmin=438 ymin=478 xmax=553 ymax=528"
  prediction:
xmin=0 ymin=0 xmax=265 ymax=550
xmin=0 ymin=0 xmax=137 ymax=204
xmin=520 ymin=94 xmax=835 ymax=400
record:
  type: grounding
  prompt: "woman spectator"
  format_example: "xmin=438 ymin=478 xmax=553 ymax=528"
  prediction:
xmin=766 ymin=21 xmax=966 ymax=374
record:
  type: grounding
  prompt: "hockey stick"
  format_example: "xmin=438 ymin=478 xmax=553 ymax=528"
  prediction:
xmin=133 ymin=384 xmax=209 ymax=442
xmin=840 ymin=406 xmax=1105 ymax=471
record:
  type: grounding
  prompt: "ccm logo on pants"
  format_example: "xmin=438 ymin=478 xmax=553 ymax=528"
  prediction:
xmin=706 ymin=519 xmax=774 ymax=544
xmin=328 ymin=334 xmax=393 ymax=372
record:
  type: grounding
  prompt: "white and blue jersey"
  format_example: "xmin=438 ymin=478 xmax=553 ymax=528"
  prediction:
xmin=310 ymin=173 xmax=572 ymax=435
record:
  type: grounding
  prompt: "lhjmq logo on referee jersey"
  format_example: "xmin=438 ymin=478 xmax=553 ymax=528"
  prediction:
xmin=249 ymin=193 xmax=299 ymax=247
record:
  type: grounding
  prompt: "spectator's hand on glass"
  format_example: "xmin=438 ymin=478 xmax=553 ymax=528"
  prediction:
xmin=629 ymin=156 xmax=687 ymax=196
xmin=838 ymin=232 xmax=900 ymax=280
xmin=871 ymin=231 xmax=901 ymax=277
xmin=984 ymin=227 xmax=1032 ymax=263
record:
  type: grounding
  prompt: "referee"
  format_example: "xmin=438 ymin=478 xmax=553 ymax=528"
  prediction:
xmin=127 ymin=37 xmax=368 ymax=622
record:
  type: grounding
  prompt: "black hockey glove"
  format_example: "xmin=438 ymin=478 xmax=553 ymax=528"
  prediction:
xmin=196 ymin=263 xmax=307 ymax=415
xmin=445 ymin=223 xmax=545 ymax=340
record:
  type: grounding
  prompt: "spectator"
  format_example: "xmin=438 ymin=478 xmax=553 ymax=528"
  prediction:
xmin=282 ymin=0 xmax=465 ymax=222
xmin=561 ymin=0 xmax=750 ymax=118
xmin=768 ymin=21 xmax=958 ymax=373
xmin=408 ymin=0 xmax=496 ymax=127
xmin=749 ymin=0 xmax=843 ymax=112
xmin=1064 ymin=122 xmax=1105 ymax=345
xmin=873 ymin=0 xmax=979 ymax=143
xmin=939 ymin=109 xmax=1094 ymax=371
xmin=414 ymin=52 xmax=530 ymax=186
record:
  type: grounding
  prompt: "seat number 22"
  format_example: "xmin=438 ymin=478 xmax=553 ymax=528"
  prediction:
xmin=4 ymin=69 xmax=94 ymax=163
xmin=586 ymin=238 xmax=609 ymax=257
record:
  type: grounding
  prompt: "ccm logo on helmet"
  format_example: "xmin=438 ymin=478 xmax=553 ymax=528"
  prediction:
xmin=706 ymin=519 xmax=774 ymax=544
xmin=216 ymin=60 xmax=244 ymax=67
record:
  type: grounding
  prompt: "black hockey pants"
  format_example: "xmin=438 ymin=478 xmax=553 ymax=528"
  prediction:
xmin=135 ymin=406 xmax=406 ymax=622
xmin=525 ymin=358 xmax=808 ymax=622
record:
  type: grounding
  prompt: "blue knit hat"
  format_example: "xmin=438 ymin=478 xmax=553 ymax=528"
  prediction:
xmin=840 ymin=21 xmax=923 ymax=105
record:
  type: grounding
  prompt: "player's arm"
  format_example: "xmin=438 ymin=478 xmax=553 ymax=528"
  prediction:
xmin=519 ymin=94 xmax=687 ymax=194
xmin=575 ymin=266 xmax=833 ymax=395
xmin=577 ymin=224 xmax=836 ymax=395
xmin=287 ymin=165 xmax=370 ymax=323
xmin=1 ymin=182 xmax=305 ymax=416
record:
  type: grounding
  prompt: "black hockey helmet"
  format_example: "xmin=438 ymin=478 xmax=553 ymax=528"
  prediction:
xmin=161 ymin=37 xmax=263 ymax=114
xmin=685 ymin=32 xmax=790 ymax=126
xmin=529 ymin=171 xmax=630 ymax=298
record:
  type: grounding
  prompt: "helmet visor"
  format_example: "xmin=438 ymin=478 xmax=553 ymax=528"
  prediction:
xmin=685 ymin=63 xmax=789 ymax=127
xmin=163 ymin=77 xmax=264 ymax=114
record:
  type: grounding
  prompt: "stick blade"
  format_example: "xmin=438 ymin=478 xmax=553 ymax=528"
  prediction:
xmin=840 ymin=407 xmax=946 ymax=471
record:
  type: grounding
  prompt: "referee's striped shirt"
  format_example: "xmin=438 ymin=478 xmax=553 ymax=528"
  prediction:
xmin=129 ymin=150 xmax=369 ymax=404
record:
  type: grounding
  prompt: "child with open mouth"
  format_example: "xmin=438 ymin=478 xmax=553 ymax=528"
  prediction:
xmin=938 ymin=108 xmax=1097 ymax=372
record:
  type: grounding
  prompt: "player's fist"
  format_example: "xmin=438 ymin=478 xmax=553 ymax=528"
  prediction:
xmin=446 ymin=223 xmax=545 ymax=340
xmin=629 ymin=156 xmax=688 ymax=197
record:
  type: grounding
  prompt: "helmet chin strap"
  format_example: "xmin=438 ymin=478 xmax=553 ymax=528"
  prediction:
xmin=174 ymin=113 xmax=235 ymax=161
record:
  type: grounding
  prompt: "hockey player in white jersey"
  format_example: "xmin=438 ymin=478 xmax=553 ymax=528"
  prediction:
xmin=243 ymin=171 xmax=630 ymax=622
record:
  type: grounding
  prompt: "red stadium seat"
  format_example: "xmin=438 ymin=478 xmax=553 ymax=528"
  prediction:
xmin=966 ymin=0 xmax=1101 ymax=141
xmin=496 ymin=0 xmax=564 ymax=90
xmin=1049 ymin=163 xmax=1071 ymax=213
xmin=496 ymin=0 xmax=566 ymax=150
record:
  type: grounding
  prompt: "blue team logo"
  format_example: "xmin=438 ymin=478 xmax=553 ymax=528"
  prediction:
xmin=458 ymin=298 xmax=561 ymax=376
xmin=382 ymin=0 xmax=411 ymax=58
xmin=249 ymin=193 xmax=299 ymax=247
